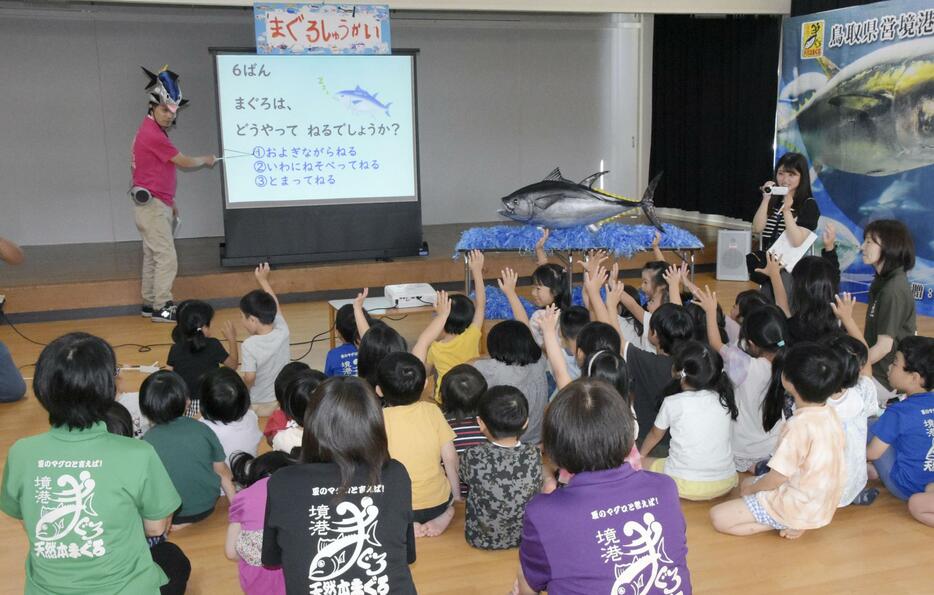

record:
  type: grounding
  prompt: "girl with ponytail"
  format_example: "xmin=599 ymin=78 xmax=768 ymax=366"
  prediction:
xmin=168 ymin=300 xmax=239 ymax=416
xmin=639 ymin=340 xmax=739 ymax=500
xmin=694 ymin=287 xmax=789 ymax=473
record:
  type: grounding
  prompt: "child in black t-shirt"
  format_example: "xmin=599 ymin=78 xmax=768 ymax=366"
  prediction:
xmin=263 ymin=376 xmax=417 ymax=594
xmin=167 ymin=300 xmax=238 ymax=417
xmin=459 ymin=385 xmax=542 ymax=550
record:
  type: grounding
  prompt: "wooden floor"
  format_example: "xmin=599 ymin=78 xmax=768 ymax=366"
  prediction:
xmin=1 ymin=274 xmax=932 ymax=594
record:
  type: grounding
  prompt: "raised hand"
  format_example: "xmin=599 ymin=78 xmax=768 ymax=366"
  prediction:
xmin=535 ymin=228 xmax=550 ymax=250
xmin=652 ymin=230 xmax=662 ymax=250
xmin=663 ymin=264 xmax=682 ymax=292
xmin=434 ymin=290 xmax=452 ymax=319
xmin=754 ymin=250 xmax=784 ymax=278
xmin=254 ymin=262 xmax=271 ymax=282
xmin=498 ymin=268 xmax=519 ymax=294
xmin=822 ymin=222 xmax=837 ymax=251
xmin=353 ymin=287 xmax=369 ymax=310
xmin=222 ymin=320 xmax=236 ymax=340
xmin=692 ymin=285 xmax=719 ymax=314
xmin=467 ymin=249 xmax=485 ymax=275
xmin=608 ymin=262 xmax=620 ymax=290
xmin=540 ymin=304 xmax=560 ymax=337
xmin=582 ymin=250 xmax=609 ymax=278
xmin=830 ymin=292 xmax=856 ymax=322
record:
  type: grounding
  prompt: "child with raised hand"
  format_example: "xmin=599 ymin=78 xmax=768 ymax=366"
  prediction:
xmin=199 ymin=367 xmax=263 ymax=466
xmin=498 ymin=261 xmax=569 ymax=346
xmin=167 ymin=299 xmax=238 ymax=417
xmin=140 ymin=370 xmax=236 ymax=529
xmin=379 ymin=351 xmax=459 ymax=537
xmin=227 ymin=451 xmax=291 ymax=595
xmin=460 ymin=386 xmax=542 ymax=550
xmin=540 ymin=304 xmax=641 ymax=471
xmin=240 ymin=263 xmax=291 ymax=417
xmin=726 ymin=289 xmax=771 ymax=345
xmin=263 ymin=361 xmax=310 ymax=445
xmin=867 ymin=336 xmax=934 ymax=502
xmin=710 ymin=343 xmax=846 ymax=539
xmin=639 ymin=340 xmax=739 ymax=500
xmin=606 ymin=282 xmax=695 ymax=446
xmin=325 ymin=304 xmax=372 ymax=377
xmin=425 ymin=250 xmax=486 ymax=401
xmin=352 ymin=287 xmax=410 ymax=389
xmin=694 ymin=286 xmax=788 ymax=472
xmin=271 ymin=369 xmax=326 ymax=454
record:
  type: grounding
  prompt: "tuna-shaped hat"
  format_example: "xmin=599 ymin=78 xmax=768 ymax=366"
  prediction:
xmin=142 ymin=65 xmax=188 ymax=113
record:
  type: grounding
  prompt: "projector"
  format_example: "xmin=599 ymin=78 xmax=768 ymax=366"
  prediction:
xmin=384 ymin=283 xmax=437 ymax=309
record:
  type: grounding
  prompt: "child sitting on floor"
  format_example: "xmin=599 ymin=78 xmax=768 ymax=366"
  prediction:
xmin=639 ymin=340 xmax=739 ymax=500
xmin=199 ymin=367 xmax=264 ymax=466
xmin=239 ymin=263 xmax=290 ymax=417
xmin=427 ymin=250 xmax=486 ymax=401
xmin=324 ymin=304 xmax=373 ymax=377
xmin=379 ymin=352 xmax=459 ymax=537
xmin=226 ymin=451 xmax=291 ymax=595
xmin=140 ymin=370 xmax=236 ymax=528
xmin=167 ymin=299 xmax=238 ymax=417
xmin=460 ymin=385 xmax=542 ymax=550
xmin=440 ymin=364 xmax=488 ymax=498
xmin=271 ymin=369 xmax=326 ymax=455
xmin=263 ymin=362 xmax=310 ymax=445
xmin=710 ymin=343 xmax=846 ymax=539
xmin=867 ymin=336 xmax=934 ymax=503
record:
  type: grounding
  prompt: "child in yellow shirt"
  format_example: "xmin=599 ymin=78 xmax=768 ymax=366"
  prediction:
xmin=427 ymin=250 xmax=486 ymax=402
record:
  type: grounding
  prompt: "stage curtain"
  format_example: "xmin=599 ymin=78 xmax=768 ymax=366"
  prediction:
xmin=648 ymin=15 xmax=782 ymax=222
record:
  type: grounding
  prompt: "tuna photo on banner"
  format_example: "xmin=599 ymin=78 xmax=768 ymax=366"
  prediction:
xmin=777 ymin=1 xmax=934 ymax=315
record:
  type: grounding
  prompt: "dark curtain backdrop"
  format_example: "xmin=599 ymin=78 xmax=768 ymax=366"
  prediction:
xmin=649 ymin=15 xmax=781 ymax=221
xmin=649 ymin=0 xmax=878 ymax=220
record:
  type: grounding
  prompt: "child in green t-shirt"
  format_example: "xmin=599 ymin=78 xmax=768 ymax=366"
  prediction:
xmin=141 ymin=370 xmax=236 ymax=529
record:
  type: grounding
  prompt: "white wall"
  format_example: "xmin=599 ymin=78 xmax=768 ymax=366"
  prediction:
xmin=0 ymin=3 xmax=644 ymax=245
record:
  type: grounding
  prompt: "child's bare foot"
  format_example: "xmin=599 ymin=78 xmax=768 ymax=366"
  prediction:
xmin=867 ymin=462 xmax=879 ymax=480
xmin=170 ymin=523 xmax=191 ymax=533
xmin=422 ymin=506 xmax=455 ymax=537
xmin=413 ymin=522 xmax=429 ymax=538
xmin=779 ymin=528 xmax=805 ymax=540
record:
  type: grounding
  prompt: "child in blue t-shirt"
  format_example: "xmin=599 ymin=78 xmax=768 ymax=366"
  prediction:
xmin=325 ymin=304 xmax=372 ymax=377
xmin=867 ymin=336 xmax=934 ymax=502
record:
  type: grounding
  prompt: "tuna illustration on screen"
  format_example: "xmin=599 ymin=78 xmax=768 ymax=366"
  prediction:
xmin=336 ymin=85 xmax=392 ymax=117
xmin=498 ymin=168 xmax=664 ymax=231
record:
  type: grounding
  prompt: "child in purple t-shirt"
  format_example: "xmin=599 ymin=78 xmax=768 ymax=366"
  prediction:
xmin=515 ymin=379 xmax=691 ymax=595
xmin=226 ymin=451 xmax=292 ymax=595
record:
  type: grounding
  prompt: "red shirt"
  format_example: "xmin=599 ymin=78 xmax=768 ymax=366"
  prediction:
xmin=132 ymin=116 xmax=179 ymax=206
xmin=263 ymin=409 xmax=289 ymax=439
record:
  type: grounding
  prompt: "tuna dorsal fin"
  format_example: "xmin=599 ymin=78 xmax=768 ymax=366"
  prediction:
xmin=816 ymin=56 xmax=839 ymax=79
xmin=533 ymin=194 xmax=564 ymax=210
xmin=543 ymin=167 xmax=564 ymax=182
xmin=828 ymin=91 xmax=893 ymax=116
xmin=579 ymin=171 xmax=609 ymax=188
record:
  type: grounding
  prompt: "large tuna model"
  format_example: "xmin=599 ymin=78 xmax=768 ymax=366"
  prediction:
xmin=498 ymin=168 xmax=664 ymax=231
xmin=781 ymin=37 xmax=934 ymax=176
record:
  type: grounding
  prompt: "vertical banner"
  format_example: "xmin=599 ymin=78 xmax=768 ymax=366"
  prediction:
xmin=778 ymin=2 xmax=934 ymax=315
xmin=254 ymin=3 xmax=391 ymax=55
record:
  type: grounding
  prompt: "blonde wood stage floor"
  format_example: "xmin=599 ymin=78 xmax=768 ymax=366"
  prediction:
xmin=0 ymin=274 xmax=931 ymax=594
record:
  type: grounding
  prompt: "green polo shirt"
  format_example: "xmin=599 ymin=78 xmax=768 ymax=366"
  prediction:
xmin=143 ymin=416 xmax=226 ymax=517
xmin=866 ymin=267 xmax=917 ymax=390
xmin=0 ymin=422 xmax=180 ymax=594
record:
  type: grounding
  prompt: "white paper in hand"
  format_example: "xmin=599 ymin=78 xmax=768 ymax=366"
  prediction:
xmin=768 ymin=230 xmax=818 ymax=272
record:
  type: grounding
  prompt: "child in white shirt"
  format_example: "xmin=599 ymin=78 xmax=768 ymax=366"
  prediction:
xmin=239 ymin=263 xmax=290 ymax=416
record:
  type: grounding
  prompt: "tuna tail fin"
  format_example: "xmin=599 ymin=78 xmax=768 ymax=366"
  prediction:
xmin=640 ymin=172 xmax=664 ymax=231
xmin=384 ymin=102 xmax=392 ymax=117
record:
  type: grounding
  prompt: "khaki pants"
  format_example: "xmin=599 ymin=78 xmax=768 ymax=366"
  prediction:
xmin=135 ymin=199 xmax=177 ymax=309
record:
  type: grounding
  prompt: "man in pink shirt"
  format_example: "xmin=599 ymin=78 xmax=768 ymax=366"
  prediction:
xmin=132 ymin=66 xmax=216 ymax=322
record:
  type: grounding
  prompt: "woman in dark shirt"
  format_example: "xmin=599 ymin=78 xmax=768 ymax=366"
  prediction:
xmin=860 ymin=220 xmax=917 ymax=397
xmin=262 ymin=377 xmax=417 ymax=595
xmin=747 ymin=152 xmax=821 ymax=301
